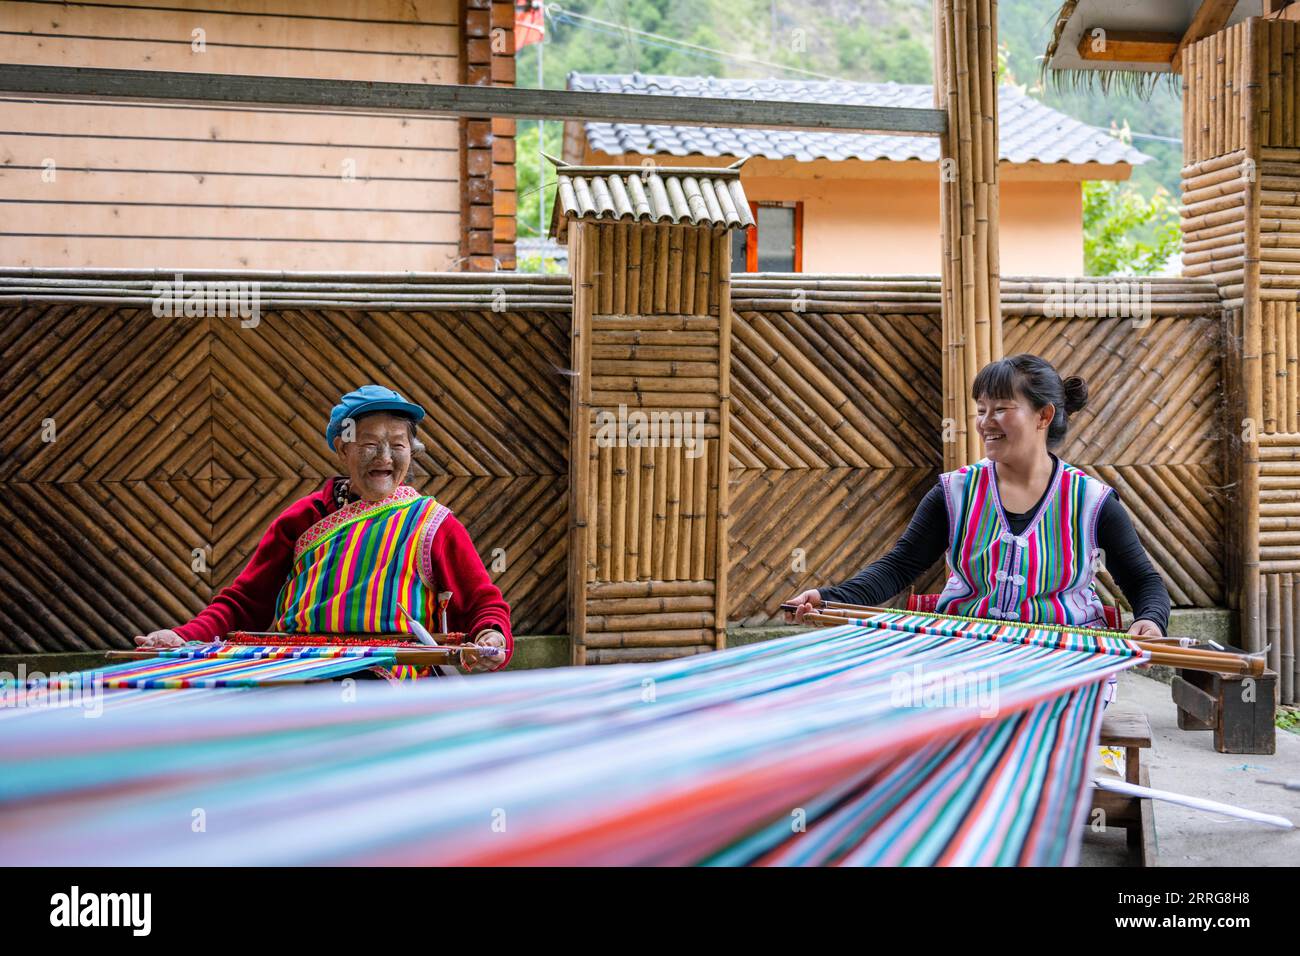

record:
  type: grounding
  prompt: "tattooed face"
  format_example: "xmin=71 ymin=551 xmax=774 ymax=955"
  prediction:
xmin=333 ymin=413 xmax=415 ymax=501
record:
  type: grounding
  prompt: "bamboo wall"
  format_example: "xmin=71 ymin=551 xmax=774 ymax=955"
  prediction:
xmin=0 ymin=275 xmax=572 ymax=654
xmin=726 ymin=277 xmax=1227 ymax=629
xmin=567 ymin=220 xmax=732 ymax=663
xmin=1182 ymin=17 xmax=1300 ymax=701
xmin=0 ymin=272 xmax=1235 ymax=686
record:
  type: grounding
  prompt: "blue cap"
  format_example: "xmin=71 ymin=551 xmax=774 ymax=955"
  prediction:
xmin=325 ymin=385 xmax=426 ymax=449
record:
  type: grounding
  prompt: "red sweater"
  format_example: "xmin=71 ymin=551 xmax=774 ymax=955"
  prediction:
xmin=173 ymin=479 xmax=514 ymax=668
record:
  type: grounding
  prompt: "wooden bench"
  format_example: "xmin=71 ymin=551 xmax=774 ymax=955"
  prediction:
xmin=1090 ymin=711 xmax=1158 ymax=867
xmin=1171 ymin=666 xmax=1277 ymax=754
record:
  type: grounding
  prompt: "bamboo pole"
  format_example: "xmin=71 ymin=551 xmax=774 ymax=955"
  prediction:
xmin=692 ymin=438 xmax=709 ymax=582
xmin=589 ymin=579 xmax=714 ymax=598
xmin=612 ymin=441 xmax=627 ymax=582
xmin=639 ymin=438 xmax=655 ymax=580
xmin=1242 ymin=18 xmax=1265 ymax=654
xmin=652 ymin=442 xmax=668 ymax=578
xmin=1283 ymin=574 xmax=1295 ymax=703
xmin=678 ymin=446 xmax=695 ymax=581
xmin=627 ymin=442 xmax=641 ymax=582
xmin=614 ymin=221 xmax=628 ymax=315
xmin=568 ymin=223 xmax=594 ymax=664
xmin=715 ymin=230 xmax=733 ymax=648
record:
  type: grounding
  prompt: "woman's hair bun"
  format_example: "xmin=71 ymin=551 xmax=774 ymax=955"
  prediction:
xmin=1062 ymin=375 xmax=1089 ymax=416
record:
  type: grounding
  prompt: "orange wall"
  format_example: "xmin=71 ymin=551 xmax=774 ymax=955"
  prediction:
xmin=741 ymin=175 xmax=1084 ymax=276
xmin=579 ymin=151 xmax=1102 ymax=277
xmin=0 ymin=0 xmax=463 ymax=271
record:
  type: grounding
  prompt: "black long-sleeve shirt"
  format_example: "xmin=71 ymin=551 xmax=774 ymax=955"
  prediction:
xmin=820 ymin=456 xmax=1171 ymax=632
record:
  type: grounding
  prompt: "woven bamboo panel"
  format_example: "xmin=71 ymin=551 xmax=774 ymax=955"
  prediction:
xmin=1181 ymin=156 xmax=1248 ymax=298
xmin=727 ymin=308 xmax=944 ymax=624
xmin=581 ymin=221 xmax=723 ymax=317
xmin=0 ymin=304 xmax=570 ymax=652
xmin=1258 ymin=19 xmax=1300 ymax=151
xmin=728 ymin=465 xmax=940 ymax=625
xmin=1183 ymin=23 xmax=1252 ymax=165
xmin=586 ymin=440 xmax=717 ymax=585
xmin=1005 ymin=312 xmax=1226 ymax=608
xmin=1259 ymin=149 xmax=1300 ymax=303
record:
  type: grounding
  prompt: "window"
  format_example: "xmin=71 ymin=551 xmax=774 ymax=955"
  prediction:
xmin=732 ymin=201 xmax=803 ymax=272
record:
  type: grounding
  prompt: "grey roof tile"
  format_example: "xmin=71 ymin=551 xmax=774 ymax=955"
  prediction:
xmin=567 ymin=72 xmax=1151 ymax=168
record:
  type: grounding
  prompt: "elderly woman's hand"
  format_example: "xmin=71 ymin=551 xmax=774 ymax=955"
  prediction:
xmin=134 ymin=629 xmax=184 ymax=649
xmin=460 ymin=629 xmax=507 ymax=673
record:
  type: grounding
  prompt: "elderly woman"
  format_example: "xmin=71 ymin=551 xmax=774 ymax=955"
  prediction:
xmin=135 ymin=385 xmax=512 ymax=674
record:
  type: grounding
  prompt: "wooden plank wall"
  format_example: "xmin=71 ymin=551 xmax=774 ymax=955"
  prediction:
xmin=0 ymin=0 xmax=463 ymax=270
xmin=0 ymin=298 xmax=571 ymax=653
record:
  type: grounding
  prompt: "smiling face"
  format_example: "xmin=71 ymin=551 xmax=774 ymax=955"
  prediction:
xmin=975 ymin=388 xmax=1054 ymax=463
xmin=332 ymin=412 xmax=414 ymax=501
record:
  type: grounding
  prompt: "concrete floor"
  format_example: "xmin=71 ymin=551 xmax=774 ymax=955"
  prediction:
xmin=1080 ymin=669 xmax=1300 ymax=867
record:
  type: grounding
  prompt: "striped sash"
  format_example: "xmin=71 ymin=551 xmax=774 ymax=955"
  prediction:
xmin=271 ymin=486 xmax=449 ymax=636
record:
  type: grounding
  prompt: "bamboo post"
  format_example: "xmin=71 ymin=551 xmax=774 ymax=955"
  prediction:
xmin=937 ymin=0 xmax=1001 ymax=470
xmin=1244 ymin=17 xmax=1264 ymax=653
xmin=715 ymin=229 xmax=732 ymax=649
xmin=568 ymin=222 xmax=594 ymax=665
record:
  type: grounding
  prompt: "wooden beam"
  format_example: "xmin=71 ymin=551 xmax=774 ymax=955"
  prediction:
xmin=0 ymin=64 xmax=947 ymax=136
xmin=1076 ymin=29 xmax=1181 ymax=64
xmin=1173 ymin=0 xmax=1240 ymax=73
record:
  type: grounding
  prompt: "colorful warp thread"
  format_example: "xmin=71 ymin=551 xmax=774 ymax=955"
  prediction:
xmin=223 ymin=631 xmax=467 ymax=648
xmin=0 ymin=620 xmax=1146 ymax=866
xmin=16 ymin=645 xmax=396 ymax=690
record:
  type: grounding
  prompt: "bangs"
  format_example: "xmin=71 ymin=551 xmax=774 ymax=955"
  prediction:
xmin=971 ymin=360 xmax=1024 ymax=403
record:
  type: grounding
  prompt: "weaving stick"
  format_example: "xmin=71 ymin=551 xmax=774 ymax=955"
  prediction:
xmin=800 ymin=602 xmax=1266 ymax=674
xmin=221 ymin=631 xmax=468 ymax=646
xmin=783 ymin=605 xmax=1266 ymax=677
xmin=1093 ymin=778 xmax=1294 ymax=830
xmin=108 ymin=646 xmax=465 ymax=666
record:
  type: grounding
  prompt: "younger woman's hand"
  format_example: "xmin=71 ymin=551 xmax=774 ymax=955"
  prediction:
xmin=1127 ymin=619 xmax=1163 ymax=639
xmin=784 ymin=589 xmax=822 ymax=624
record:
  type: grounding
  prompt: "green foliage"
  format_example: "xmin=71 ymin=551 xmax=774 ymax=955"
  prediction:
xmin=1278 ymin=706 xmax=1299 ymax=734
xmin=831 ymin=25 xmax=931 ymax=83
xmin=515 ymin=121 xmax=562 ymax=241
xmin=1082 ymin=180 xmax=1181 ymax=276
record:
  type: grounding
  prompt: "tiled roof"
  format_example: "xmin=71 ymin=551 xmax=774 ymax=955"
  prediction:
xmin=567 ymin=72 xmax=1151 ymax=167
xmin=550 ymin=161 xmax=754 ymax=237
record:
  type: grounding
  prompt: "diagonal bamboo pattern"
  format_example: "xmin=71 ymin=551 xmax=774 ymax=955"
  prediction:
xmin=0 ymin=304 xmax=570 ymax=652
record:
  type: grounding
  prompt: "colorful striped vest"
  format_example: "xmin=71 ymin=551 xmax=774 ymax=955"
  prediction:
xmin=271 ymin=485 xmax=450 ymax=636
xmin=935 ymin=457 xmax=1112 ymax=627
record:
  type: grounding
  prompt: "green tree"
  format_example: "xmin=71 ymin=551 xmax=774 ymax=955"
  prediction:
xmin=515 ymin=121 xmax=563 ymax=242
xmin=1082 ymin=180 xmax=1181 ymax=276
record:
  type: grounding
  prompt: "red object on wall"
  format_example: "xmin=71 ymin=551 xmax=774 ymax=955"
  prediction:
xmin=516 ymin=1 xmax=544 ymax=50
